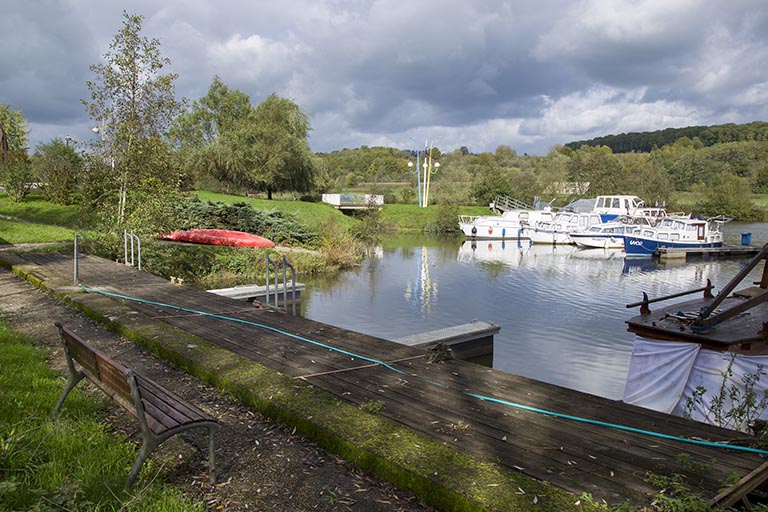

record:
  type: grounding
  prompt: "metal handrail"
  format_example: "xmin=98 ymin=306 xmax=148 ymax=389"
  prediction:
xmin=123 ymin=230 xmax=142 ymax=270
xmin=265 ymin=253 xmax=298 ymax=316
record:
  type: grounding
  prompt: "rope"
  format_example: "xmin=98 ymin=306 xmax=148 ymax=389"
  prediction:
xmin=79 ymin=284 xmax=768 ymax=456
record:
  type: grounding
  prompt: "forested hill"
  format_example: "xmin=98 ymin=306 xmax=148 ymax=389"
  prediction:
xmin=565 ymin=121 xmax=768 ymax=153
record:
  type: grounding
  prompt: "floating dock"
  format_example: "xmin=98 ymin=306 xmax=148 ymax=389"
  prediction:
xmin=3 ymin=250 xmax=767 ymax=509
xmin=656 ymin=244 xmax=760 ymax=260
xmin=207 ymin=282 xmax=305 ymax=303
xmin=393 ymin=320 xmax=498 ymax=364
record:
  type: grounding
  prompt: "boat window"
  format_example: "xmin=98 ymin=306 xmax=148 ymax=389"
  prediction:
xmin=674 ymin=221 xmax=685 ymax=230
xmin=519 ymin=212 xmax=529 ymax=220
xmin=671 ymin=233 xmax=680 ymax=241
xmin=658 ymin=233 xmax=669 ymax=240
xmin=611 ymin=198 xmax=620 ymax=208
xmin=596 ymin=198 xmax=605 ymax=208
xmin=643 ymin=230 xmax=654 ymax=237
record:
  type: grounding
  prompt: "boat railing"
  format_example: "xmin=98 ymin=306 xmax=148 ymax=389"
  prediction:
xmin=458 ymin=215 xmax=480 ymax=224
xmin=626 ymin=279 xmax=715 ymax=315
xmin=491 ymin=195 xmax=534 ymax=213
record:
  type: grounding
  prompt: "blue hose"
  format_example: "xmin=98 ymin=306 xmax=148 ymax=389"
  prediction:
xmin=80 ymin=284 xmax=768 ymax=456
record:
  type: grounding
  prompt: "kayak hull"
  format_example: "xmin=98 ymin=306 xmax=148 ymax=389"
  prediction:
xmin=159 ymin=229 xmax=275 ymax=248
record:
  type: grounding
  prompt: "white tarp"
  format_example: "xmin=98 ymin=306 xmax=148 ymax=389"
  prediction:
xmin=623 ymin=338 xmax=768 ymax=430
xmin=623 ymin=339 xmax=700 ymax=413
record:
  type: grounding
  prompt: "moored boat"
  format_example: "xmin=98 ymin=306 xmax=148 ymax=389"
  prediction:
xmin=522 ymin=211 xmax=603 ymax=244
xmin=623 ymin=215 xmax=729 ymax=257
xmin=458 ymin=208 xmax=554 ymax=239
xmin=624 ymin=244 xmax=768 ymax=428
xmin=569 ymin=215 xmax=659 ymax=249
xmin=159 ymin=229 xmax=275 ymax=248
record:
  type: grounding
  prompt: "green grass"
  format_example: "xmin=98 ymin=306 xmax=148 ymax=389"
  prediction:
xmin=0 ymin=218 xmax=75 ymax=244
xmin=0 ymin=321 xmax=206 ymax=511
xmin=192 ymin=190 xmax=358 ymax=232
xmin=0 ymin=190 xmax=80 ymax=227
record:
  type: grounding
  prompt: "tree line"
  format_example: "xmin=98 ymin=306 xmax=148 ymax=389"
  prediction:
xmin=565 ymin=122 xmax=768 ymax=153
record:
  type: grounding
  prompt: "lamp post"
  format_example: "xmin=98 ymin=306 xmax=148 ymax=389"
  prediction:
xmin=422 ymin=139 xmax=440 ymax=208
xmin=407 ymin=150 xmax=423 ymax=208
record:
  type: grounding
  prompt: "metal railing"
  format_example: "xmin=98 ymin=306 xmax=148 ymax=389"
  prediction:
xmin=123 ymin=230 xmax=141 ymax=270
xmin=265 ymin=254 xmax=298 ymax=316
xmin=73 ymin=233 xmax=83 ymax=285
xmin=491 ymin=195 xmax=535 ymax=213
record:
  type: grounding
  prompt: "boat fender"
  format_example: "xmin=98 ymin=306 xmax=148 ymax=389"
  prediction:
xmin=471 ymin=226 xmax=477 ymax=235
xmin=502 ymin=228 xmax=506 ymax=238
xmin=488 ymin=227 xmax=493 ymax=235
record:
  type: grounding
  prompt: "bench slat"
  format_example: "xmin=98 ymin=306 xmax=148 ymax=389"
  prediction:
xmin=135 ymin=375 xmax=214 ymax=423
xmin=95 ymin=352 xmax=133 ymax=404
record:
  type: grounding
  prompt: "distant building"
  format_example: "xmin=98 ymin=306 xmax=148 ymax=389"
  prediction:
xmin=544 ymin=182 xmax=590 ymax=195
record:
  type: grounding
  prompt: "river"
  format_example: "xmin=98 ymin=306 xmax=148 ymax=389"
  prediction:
xmin=300 ymin=222 xmax=768 ymax=401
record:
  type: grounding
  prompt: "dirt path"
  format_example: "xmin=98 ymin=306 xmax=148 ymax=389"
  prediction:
xmin=0 ymin=267 xmax=433 ymax=512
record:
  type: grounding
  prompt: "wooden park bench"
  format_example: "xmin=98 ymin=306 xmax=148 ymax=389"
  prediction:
xmin=52 ymin=322 xmax=219 ymax=488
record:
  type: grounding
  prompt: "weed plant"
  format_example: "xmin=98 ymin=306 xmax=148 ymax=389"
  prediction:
xmin=0 ymin=321 xmax=205 ymax=511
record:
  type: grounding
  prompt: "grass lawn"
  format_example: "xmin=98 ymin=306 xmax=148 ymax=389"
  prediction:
xmin=0 ymin=191 xmax=80 ymax=226
xmin=0 ymin=218 xmax=75 ymax=244
xmin=0 ymin=321 xmax=205 ymax=511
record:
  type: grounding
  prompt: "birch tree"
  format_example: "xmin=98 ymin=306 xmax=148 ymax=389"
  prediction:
xmin=82 ymin=11 xmax=182 ymax=227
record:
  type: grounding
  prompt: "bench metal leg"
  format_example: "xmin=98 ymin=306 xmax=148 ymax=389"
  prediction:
xmin=208 ymin=424 xmax=219 ymax=484
xmin=52 ymin=371 xmax=86 ymax=417
xmin=125 ymin=423 xmax=220 ymax=488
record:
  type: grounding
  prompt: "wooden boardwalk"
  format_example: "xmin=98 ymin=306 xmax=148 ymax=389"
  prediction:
xmin=7 ymin=250 xmax=768 ymax=508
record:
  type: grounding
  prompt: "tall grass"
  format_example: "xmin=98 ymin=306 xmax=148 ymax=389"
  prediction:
xmin=0 ymin=322 xmax=205 ymax=511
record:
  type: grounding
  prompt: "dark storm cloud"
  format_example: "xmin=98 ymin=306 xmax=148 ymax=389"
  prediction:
xmin=1 ymin=0 xmax=767 ymax=155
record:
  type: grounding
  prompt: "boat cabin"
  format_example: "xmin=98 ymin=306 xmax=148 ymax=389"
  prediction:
xmin=592 ymin=195 xmax=644 ymax=222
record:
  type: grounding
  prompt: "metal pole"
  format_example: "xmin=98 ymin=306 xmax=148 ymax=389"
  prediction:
xmin=281 ymin=256 xmax=288 ymax=310
xmin=73 ymin=233 xmax=83 ymax=285
xmin=416 ymin=149 xmax=422 ymax=208
xmin=124 ymin=230 xmax=128 ymax=265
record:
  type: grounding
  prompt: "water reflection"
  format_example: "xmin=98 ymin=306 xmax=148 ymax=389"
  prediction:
xmin=403 ymin=246 xmax=438 ymax=316
xmin=301 ymin=226 xmax=767 ymax=401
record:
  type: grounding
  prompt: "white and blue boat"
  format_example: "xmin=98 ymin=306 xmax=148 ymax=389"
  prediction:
xmin=569 ymin=215 xmax=659 ymax=249
xmin=623 ymin=215 xmax=730 ymax=256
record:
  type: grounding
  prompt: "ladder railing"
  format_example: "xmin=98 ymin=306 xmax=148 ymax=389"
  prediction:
xmin=123 ymin=230 xmax=141 ymax=270
xmin=265 ymin=254 xmax=298 ymax=316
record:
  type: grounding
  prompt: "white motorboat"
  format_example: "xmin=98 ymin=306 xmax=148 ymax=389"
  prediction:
xmin=569 ymin=216 xmax=658 ymax=249
xmin=522 ymin=211 xmax=603 ymax=245
xmin=458 ymin=208 xmax=554 ymax=239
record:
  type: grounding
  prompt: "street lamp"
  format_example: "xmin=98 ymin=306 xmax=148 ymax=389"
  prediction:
xmin=407 ymin=155 xmax=423 ymax=208
xmin=422 ymin=140 xmax=440 ymax=208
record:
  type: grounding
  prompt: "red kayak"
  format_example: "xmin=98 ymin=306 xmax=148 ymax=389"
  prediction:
xmin=159 ymin=229 xmax=275 ymax=248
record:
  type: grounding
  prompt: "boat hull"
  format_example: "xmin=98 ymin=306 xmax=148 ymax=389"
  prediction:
xmin=569 ymin=234 xmax=625 ymax=249
xmin=159 ymin=229 xmax=275 ymax=248
xmin=623 ymin=235 xmax=721 ymax=256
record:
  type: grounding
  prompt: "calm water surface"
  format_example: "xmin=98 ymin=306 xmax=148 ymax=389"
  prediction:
xmin=300 ymin=223 xmax=768 ymax=400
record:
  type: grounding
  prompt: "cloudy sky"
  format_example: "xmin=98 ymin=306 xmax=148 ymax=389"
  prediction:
xmin=2 ymin=0 xmax=768 ymax=156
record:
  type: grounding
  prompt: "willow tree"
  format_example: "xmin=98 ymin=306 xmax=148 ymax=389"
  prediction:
xmin=233 ymin=93 xmax=314 ymax=199
xmin=82 ymin=11 xmax=182 ymax=228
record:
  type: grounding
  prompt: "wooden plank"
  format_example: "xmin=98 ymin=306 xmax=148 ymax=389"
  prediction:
xmin=711 ymin=460 xmax=768 ymax=508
